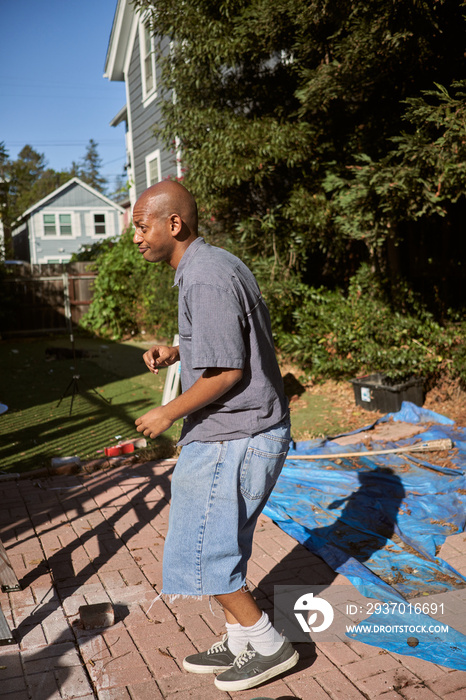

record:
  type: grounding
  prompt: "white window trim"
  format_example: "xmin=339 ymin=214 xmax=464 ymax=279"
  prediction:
xmin=145 ymin=149 xmax=162 ymax=187
xmin=175 ymin=135 xmax=183 ymax=180
xmin=124 ymin=17 xmax=138 ymax=207
xmin=139 ymin=19 xmax=157 ymax=106
xmin=37 ymin=211 xmax=79 ymax=240
xmin=38 ymin=255 xmax=72 ymax=264
xmin=85 ymin=210 xmax=116 ymax=239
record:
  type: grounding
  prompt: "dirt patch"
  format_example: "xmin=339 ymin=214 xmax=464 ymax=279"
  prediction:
xmin=424 ymin=375 xmax=466 ymax=425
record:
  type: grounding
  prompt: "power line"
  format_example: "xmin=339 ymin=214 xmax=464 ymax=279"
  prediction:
xmin=4 ymin=140 xmax=123 ymax=147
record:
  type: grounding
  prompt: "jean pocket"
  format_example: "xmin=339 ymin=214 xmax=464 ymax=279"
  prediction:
xmin=240 ymin=434 xmax=289 ymax=500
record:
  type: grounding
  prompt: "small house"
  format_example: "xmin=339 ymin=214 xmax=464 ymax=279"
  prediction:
xmin=12 ymin=177 xmax=125 ymax=264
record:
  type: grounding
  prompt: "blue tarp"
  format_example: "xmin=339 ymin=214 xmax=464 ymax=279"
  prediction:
xmin=264 ymin=401 xmax=466 ymax=669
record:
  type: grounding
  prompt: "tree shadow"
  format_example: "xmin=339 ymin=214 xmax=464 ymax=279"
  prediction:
xmin=254 ymin=466 xmax=405 ymax=673
xmin=3 ymin=461 xmax=175 ymax=699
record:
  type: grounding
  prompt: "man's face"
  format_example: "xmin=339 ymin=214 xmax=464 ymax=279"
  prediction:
xmin=132 ymin=196 xmax=174 ymax=264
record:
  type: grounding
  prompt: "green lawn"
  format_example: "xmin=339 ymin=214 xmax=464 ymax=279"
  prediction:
xmin=0 ymin=335 xmax=356 ymax=475
xmin=0 ymin=335 xmax=181 ymax=474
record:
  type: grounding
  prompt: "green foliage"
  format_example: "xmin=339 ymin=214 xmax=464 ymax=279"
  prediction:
xmin=70 ymin=238 xmax=115 ymax=262
xmin=270 ymin=263 xmax=464 ymax=384
xmin=322 ymin=81 xmax=466 ymax=251
xmin=80 ymin=227 xmax=178 ymax=341
xmin=81 ymin=1 xmax=466 ymax=385
xmin=134 ymin=0 xmax=466 ymax=280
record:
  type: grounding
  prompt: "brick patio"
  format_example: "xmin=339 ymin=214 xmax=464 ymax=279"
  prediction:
xmin=1 ymin=459 xmax=465 ymax=700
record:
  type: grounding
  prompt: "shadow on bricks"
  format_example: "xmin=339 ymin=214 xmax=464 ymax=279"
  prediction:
xmin=256 ymin=467 xmax=405 ymax=666
xmin=7 ymin=461 xmax=175 ymax=698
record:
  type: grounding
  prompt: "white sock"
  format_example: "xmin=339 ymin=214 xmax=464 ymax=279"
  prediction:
xmin=241 ymin=611 xmax=284 ymax=656
xmin=225 ymin=621 xmax=248 ymax=655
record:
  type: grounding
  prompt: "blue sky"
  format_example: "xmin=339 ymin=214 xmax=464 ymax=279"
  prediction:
xmin=0 ymin=0 xmax=127 ymax=194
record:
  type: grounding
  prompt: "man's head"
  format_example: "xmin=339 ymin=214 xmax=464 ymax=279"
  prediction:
xmin=132 ymin=180 xmax=198 ymax=268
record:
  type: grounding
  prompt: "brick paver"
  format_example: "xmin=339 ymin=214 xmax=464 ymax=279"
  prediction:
xmin=0 ymin=458 xmax=465 ymax=699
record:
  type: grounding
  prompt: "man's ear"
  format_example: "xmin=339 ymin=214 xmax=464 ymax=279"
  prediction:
xmin=169 ymin=213 xmax=182 ymax=235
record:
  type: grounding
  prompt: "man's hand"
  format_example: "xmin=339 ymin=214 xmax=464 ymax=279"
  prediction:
xmin=135 ymin=406 xmax=174 ymax=439
xmin=143 ymin=345 xmax=180 ymax=374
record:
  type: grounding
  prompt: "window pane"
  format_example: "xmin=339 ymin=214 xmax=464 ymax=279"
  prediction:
xmin=43 ymin=213 xmax=56 ymax=235
xmin=144 ymin=26 xmax=152 ymax=55
xmin=59 ymin=214 xmax=72 ymax=235
xmin=148 ymin=157 xmax=159 ymax=185
xmin=145 ymin=56 xmax=154 ymax=93
xmin=94 ymin=213 xmax=106 ymax=235
xmin=144 ymin=25 xmax=154 ymax=94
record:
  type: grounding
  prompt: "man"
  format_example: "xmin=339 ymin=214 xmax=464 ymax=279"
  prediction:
xmin=133 ymin=180 xmax=298 ymax=692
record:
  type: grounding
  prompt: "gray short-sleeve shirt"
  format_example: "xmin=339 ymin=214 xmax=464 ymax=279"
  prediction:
xmin=174 ymin=237 xmax=289 ymax=445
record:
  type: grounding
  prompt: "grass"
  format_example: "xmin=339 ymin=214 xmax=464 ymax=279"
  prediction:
xmin=0 ymin=334 xmax=367 ymax=475
xmin=0 ymin=335 xmax=181 ymax=474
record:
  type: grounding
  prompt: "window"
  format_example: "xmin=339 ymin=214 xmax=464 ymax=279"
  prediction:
xmin=145 ymin=149 xmax=161 ymax=187
xmin=43 ymin=213 xmax=72 ymax=236
xmin=59 ymin=214 xmax=72 ymax=235
xmin=148 ymin=156 xmax=159 ymax=186
xmin=141 ymin=22 xmax=156 ymax=101
xmin=94 ymin=213 xmax=106 ymax=235
xmin=43 ymin=214 xmax=56 ymax=235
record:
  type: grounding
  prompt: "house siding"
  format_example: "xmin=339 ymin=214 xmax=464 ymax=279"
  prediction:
xmin=128 ymin=28 xmax=177 ymax=199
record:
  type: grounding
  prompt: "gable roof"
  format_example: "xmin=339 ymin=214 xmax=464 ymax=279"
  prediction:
xmin=21 ymin=177 xmax=125 ymax=219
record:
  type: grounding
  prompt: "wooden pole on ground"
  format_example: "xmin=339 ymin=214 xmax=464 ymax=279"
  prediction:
xmin=288 ymin=439 xmax=453 ymax=460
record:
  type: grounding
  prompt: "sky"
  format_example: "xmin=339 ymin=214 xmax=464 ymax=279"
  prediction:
xmin=0 ymin=0 xmax=127 ymax=194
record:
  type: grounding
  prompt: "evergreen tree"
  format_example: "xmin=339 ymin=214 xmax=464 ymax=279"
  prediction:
xmin=77 ymin=139 xmax=107 ymax=193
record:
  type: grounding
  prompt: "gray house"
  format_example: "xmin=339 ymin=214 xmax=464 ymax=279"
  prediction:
xmin=104 ymin=0 xmax=181 ymax=207
xmin=12 ymin=177 xmax=124 ymax=264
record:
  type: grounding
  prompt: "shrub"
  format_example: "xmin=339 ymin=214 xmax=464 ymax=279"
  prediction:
xmin=256 ymin=262 xmax=464 ymax=386
xmin=80 ymin=228 xmax=178 ymax=340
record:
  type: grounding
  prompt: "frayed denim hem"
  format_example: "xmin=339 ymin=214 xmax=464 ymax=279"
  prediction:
xmin=147 ymin=582 xmax=252 ymax=614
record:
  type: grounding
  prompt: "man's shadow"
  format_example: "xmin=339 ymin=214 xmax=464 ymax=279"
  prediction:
xmin=256 ymin=466 xmax=405 ymax=668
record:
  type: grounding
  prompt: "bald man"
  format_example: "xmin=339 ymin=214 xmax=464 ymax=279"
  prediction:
xmin=133 ymin=181 xmax=298 ymax=692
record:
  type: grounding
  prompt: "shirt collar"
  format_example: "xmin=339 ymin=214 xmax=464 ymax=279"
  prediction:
xmin=174 ymin=236 xmax=205 ymax=286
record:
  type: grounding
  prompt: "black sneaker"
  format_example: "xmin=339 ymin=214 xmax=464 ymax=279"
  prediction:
xmin=214 ymin=640 xmax=299 ymax=691
xmin=183 ymin=635 xmax=238 ymax=674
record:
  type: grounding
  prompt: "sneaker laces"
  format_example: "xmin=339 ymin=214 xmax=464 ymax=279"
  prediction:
xmin=207 ymin=635 xmax=228 ymax=655
xmin=234 ymin=647 xmax=257 ymax=668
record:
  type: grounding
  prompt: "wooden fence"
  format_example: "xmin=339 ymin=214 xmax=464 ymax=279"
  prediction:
xmin=1 ymin=262 xmax=97 ymax=336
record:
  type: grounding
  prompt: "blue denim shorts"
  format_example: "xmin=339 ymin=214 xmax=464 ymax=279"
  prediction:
xmin=162 ymin=420 xmax=291 ymax=597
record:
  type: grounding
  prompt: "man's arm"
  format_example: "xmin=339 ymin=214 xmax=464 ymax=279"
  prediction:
xmin=135 ymin=367 xmax=243 ymax=439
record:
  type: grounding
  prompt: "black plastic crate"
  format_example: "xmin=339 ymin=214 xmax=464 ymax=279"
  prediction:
xmin=350 ymin=373 xmax=424 ymax=413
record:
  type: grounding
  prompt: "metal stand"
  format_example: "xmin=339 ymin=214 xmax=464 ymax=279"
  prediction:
xmin=56 ymin=332 xmax=111 ymax=416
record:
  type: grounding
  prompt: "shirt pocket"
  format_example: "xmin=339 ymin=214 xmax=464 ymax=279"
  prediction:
xmin=240 ymin=433 xmax=289 ymax=500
